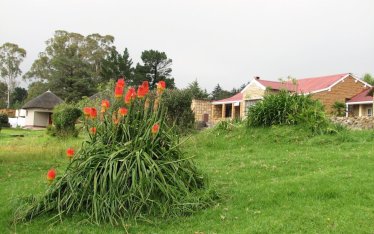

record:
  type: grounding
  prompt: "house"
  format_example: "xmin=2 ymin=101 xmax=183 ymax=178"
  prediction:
xmin=346 ymin=88 xmax=374 ymax=117
xmin=193 ymin=73 xmax=370 ymax=124
xmin=22 ymin=91 xmax=63 ymax=128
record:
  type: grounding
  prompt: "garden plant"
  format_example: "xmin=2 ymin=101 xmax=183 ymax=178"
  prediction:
xmin=15 ymin=77 xmax=214 ymax=225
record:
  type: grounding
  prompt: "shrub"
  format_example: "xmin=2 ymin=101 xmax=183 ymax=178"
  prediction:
xmin=0 ymin=113 xmax=10 ymax=128
xmin=15 ymin=79 xmax=215 ymax=225
xmin=246 ymin=91 xmax=334 ymax=134
xmin=161 ymin=89 xmax=195 ymax=133
xmin=49 ymin=103 xmax=82 ymax=137
xmin=332 ymin=101 xmax=346 ymax=116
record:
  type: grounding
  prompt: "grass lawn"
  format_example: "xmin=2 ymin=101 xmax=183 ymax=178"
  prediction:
xmin=1 ymin=126 xmax=374 ymax=233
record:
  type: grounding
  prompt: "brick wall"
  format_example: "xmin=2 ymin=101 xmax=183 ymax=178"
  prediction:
xmin=311 ymin=75 xmax=368 ymax=114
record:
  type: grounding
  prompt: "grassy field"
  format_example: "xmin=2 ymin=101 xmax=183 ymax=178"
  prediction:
xmin=1 ymin=126 xmax=374 ymax=233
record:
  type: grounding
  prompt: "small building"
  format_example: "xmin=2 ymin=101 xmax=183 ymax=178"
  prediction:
xmin=22 ymin=91 xmax=63 ymax=128
xmin=196 ymin=73 xmax=370 ymax=124
xmin=346 ymin=88 xmax=374 ymax=117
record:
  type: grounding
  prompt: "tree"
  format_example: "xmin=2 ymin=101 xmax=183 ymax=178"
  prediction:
xmin=25 ymin=81 xmax=49 ymax=102
xmin=363 ymin=73 xmax=374 ymax=85
xmin=24 ymin=30 xmax=115 ymax=102
xmin=134 ymin=50 xmax=175 ymax=89
xmin=11 ymin=87 xmax=28 ymax=108
xmin=0 ymin=82 xmax=7 ymax=108
xmin=185 ymin=79 xmax=209 ymax=99
xmin=100 ymin=48 xmax=134 ymax=84
xmin=0 ymin=43 xmax=26 ymax=108
xmin=211 ymin=84 xmax=232 ymax=100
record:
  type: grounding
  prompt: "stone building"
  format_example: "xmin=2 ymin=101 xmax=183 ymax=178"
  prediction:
xmin=193 ymin=73 xmax=371 ymax=124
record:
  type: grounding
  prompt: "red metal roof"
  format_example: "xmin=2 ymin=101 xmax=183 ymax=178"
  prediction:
xmin=213 ymin=73 xmax=361 ymax=104
xmin=212 ymin=92 xmax=243 ymax=103
xmin=258 ymin=73 xmax=350 ymax=93
xmin=346 ymin=88 xmax=373 ymax=103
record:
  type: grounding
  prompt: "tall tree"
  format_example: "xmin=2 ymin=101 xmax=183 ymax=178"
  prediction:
xmin=0 ymin=82 xmax=7 ymax=108
xmin=185 ymin=79 xmax=209 ymax=99
xmin=11 ymin=87 xmax=28 ymax=108
xmin=363 ymin=73 xmax=374 ymax=85
xmin=101 ymin=48 xmax=134 ymax=84
xmin=0 ymin=43 xmax=26 ymax=108
xmin=134 ymin=50 xmax=175 ymax=89
xmin=24 ymin=30 xmax=115 ymax=102
xmin=25 ymin=81 xmax=49 ymax=102
xmin=211 ymin=83 xmax=231 ymax=100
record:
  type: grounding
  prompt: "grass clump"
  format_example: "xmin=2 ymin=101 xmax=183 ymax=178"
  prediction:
xmin=246 ymin=90 xmax=340 ymax=134
xmin=14 ymin=79 xmax=215 ymax=225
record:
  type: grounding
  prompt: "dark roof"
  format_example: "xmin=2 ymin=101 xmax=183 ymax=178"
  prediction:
xmin=22 ymin=91 xmax=63 ymax=109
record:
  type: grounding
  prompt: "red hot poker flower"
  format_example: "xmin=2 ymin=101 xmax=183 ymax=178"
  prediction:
xmin=89 ymin=108 xmax=97 ymax=119
xmin=142 ymin=81 xmax=149 ymax=95
xmin=125 ymin=87 xmax=136 ymax=104
xmin=90 ymin=127 xmax=97 ymax=135
xmin=115 ymin=85 xmax=124 ymax=99
xmin=83 ymin=107 xmax=91 ymax=117
xmin=47 ymin=168 xmax=56 ymax=181
xmin=118 ymin=107 xmax=128 ymax=117
xmin=101 ymin=99 xmax=110 ymax=108
xmin=117 ymin=77 xmax=125 ymax=88
xmin=137 ymin=85 xmax=146 ymax=98
xmin=151 ymin=123 xmax=160 ymax=134
xmin=157 ymin=81 xmax=166 ymax=95
xmin=66 ymin=148 xmax=74 ymax=159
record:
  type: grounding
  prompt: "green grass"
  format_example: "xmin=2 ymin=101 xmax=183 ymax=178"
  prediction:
xmin=1 ymin=126 xmax=374 ymax=233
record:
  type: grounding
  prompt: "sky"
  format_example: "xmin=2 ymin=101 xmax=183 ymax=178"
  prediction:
xmin=1 ymin=0 xmax=374 ymax=92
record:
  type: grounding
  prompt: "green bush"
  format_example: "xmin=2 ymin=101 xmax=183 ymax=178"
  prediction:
xmin=15 ymin=80 xmax=215 ymax=225
xmin=0 ymin=113 xmax=10 ymax=128
xmin=332 ymin=101 xmax=346 ymax=116
xmin=49 ymin=103 xmax=82 ymax=137
xmin=246 ymin=91 xmax=335 ymax=134
xmin=161 ymin=89 xmax=195 ymax=133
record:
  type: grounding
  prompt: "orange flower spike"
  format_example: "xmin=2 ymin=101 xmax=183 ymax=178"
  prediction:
xmin=101 ymin=99 xmax=110 ymax=108
xmin=66 ymin=148 xmax=74 ymax=159
xmin=113 ymin=117 xmax=120 ymax=125
xmin=142 ymin=81 xmax=149 ymax=95
xmin=90 ymin=127 xmax=97 ymax=135
xmin=89 ymin=108 xmax=97 ymax=119
xmin=117 ymin=77 xmax=125 ymax=88
xmin=118 ymin=107 xmax=128 ymax=117
xmin=115 ymin=85 xmax=124 ymax=99
xmin=157 ymin=81 xmax=166 ymax=95
xmin=125 ymin=87 xmax=136 ymax=104
xmin=83 ymin=107 xmax=91 ymax=117
xmin=151 ymin=123 xmax=160 ymax=135
xmin=137 ymin=85 xmax=145 ymax=98
xmin=47 ymin=168 xmax=56 ymax=182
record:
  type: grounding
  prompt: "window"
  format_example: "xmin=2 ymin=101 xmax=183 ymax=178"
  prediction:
xmin=368 ymin=108 xmax=372 ymax=117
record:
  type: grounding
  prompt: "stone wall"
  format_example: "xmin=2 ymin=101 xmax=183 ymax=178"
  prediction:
xmin=191 ymin=99 xmax=212 ymax=123
xmin=330 ymin=116 xmax=374 ymax=129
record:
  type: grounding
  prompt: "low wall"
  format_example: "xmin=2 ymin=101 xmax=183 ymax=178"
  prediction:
xmin=330 ymin=116 xmax=374 ymax=129
xmin=8 ymin=117 xmax=26 ymax=128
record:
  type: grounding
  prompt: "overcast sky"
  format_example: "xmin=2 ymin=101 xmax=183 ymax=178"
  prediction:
xmin=1 ymin=0 xmax=373 ymax=92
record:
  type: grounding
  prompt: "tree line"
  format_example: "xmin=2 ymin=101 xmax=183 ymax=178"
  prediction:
xmin=0 ymin=30 xmax=246 ymax=109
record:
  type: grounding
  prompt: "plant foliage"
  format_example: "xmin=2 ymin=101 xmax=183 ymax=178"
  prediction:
xmin=15 ymin=79 xmax=214 ymax=225
xmin=160 ymin=89 xmax=195 ymax=132
xmin=246 ymin=91 xmax=334 ymax=134
xmin=49 ymin=103 xmax=82 ymax=137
